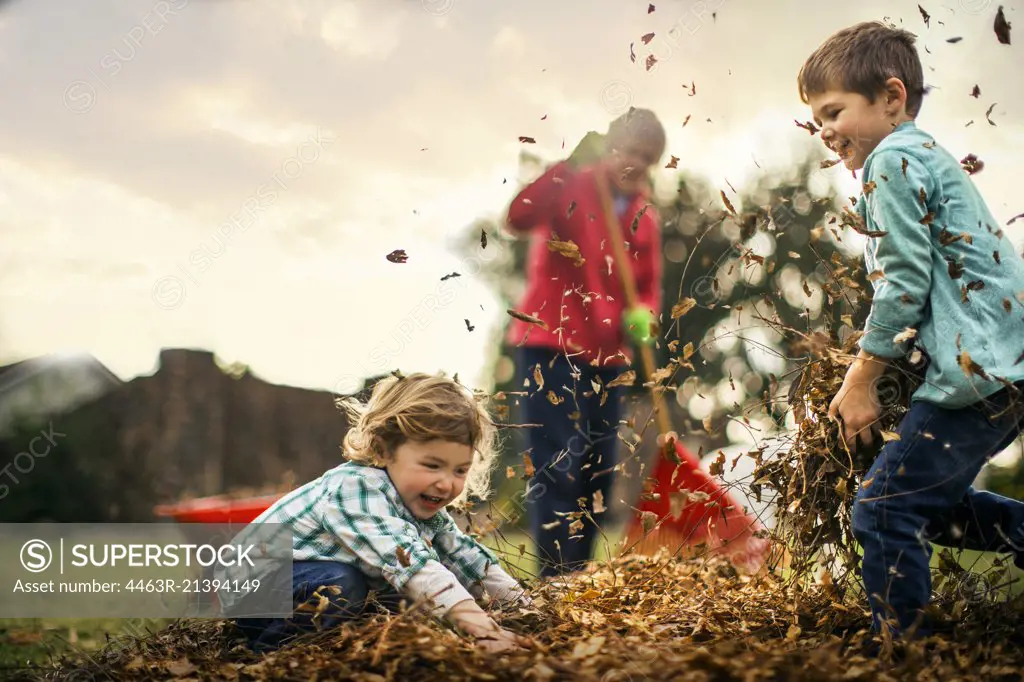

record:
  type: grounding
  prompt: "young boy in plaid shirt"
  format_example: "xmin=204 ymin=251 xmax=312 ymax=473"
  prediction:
xmin=221 ymin=373 xmax=529 ymax=652
xmin=799 ymin=21 xmax=1024 ymax=638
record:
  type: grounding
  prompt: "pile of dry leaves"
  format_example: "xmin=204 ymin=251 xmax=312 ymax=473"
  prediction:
xmin=27 ymin=551 xmax=1024 ymax=682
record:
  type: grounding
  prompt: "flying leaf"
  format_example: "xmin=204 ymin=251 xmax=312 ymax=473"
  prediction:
xmin=918 ymin=4 xmax=930 ymax=27
xmin=901 ymin=157 xmax=909 ymax=177
xmin=640 ymin=510 xmax=658 ymax=535
xmin=995 ymin=5 xmax=1012 ymax=45
xmin=820 ymin=158 xmax=842 ymax=169
xmin=985 ymin=103 xmax=997 ymax=126
xmin=709 ymin=451 xmax=726 ymax=477
xmin=682 ymin=114 xmax=692 ymax=127
xmin=720 ymin=190 xmax=737 ymax=215
xmin=946 ymin=36 xmax=963 ymax=43
xmin=958 ymin=350 xmax=991 ymax=380
xmin=548 ymin=238 xmax=586 ymax=266
xmin=533 ymin=364 xmax=544 ymax=391
xmin=507 ymin=308 xmax=549 ymax=329
xmin=867 ymin=270 xmax=886 ymax=283
xmin=795 ymin=120 xmax=820 ymax=134
xmin=672 ymin=298 xmax=697 ymax=319
xmin=665 ymin=155 xmax=679 ymax=169
xmin=593 ymin=490 xmax=606 ymax=514
xmin=961 ymin=153 xmax=984 ymax=174
xmin=386 ymin=249 xmax=408 ymax=263
xmin=440 ymin=272 xmax=461 ymax=281
xmin=893 ymin=327 xmax=917 ymax=344
xmin=607 ymin=369 xmax=637 ymax=389
xmin=465 ymin=319 xmax=475 ymax=332
xmin=646 ymin=54 xmax=658 ymax=71
xmin=480 ymin=229 xmax=488 ymax=249
xmin=523 ymin=452 xmax=536 ymax=478
xmin=641 ymin=32 xmax=655 ymax=44
xmin=629 ymin=42 xmax=636 ymax=63
xmin=648 ymin=3 xmax=655 ymax=13
xmin=970 ymin=84 xmax=981 ymax=98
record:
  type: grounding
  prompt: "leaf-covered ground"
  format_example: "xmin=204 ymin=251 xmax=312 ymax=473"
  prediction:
xmin=21 ymin=551 xmax=1024 ymax=682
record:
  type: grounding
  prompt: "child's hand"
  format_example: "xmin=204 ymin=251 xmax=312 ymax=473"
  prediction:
xmin=447 ymin=600 xmax=528 ymax=653
xmin=471 ymin=626 xmax=531 ymax=653
xmin=828 ymin=357 xmax=886 ymax=450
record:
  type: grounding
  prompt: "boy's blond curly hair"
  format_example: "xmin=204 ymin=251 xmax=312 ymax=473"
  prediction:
xmin=798 ymin=21 xmax=927 ymax=117
xmin=337 ymin=372 xmax=498 ymax=505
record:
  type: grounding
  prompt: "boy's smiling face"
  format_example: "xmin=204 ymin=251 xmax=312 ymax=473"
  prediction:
xmin=386 ymin=439 xmax=473 ymax=520
xmin=808 ymin=78 xmax=912 ymax=172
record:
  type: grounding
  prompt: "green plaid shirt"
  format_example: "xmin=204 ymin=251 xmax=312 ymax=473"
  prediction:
xmin=217 ymin=461 xmax=500 ymax=610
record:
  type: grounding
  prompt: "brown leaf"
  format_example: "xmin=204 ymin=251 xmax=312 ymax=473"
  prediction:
xmin=682 ymin=114 xmax=692 ymax=127
xmin=648 ymin=3 xmax=655 ymax=13
xmin=958 ymin=350 xmax=991 ymax=380
xmin=971 ymin=84 xmax=981 ymax=98
xmin=665 ymin=155 xmax=679 ymax=169
xmin=385 ymin=249 xmax=408 ymax=263
xmin=593 ymin=490 xmax=606 ymax=514
xmin=523 ymin=452 xmax=535 ymax=478
xmin=919 ymin=211 xmax=935 ymax=225
xmin=862 ymin=180 xmax=877 ymax=194
xmin=867 ymin=270 xmax=886 ymax=283
xmin=641 ymin=32 xmax=655 ymax=44
xmin=506 ymin=466 xmax=516 ymax=479
xmin=720 ymin=190 xmax=737 ymax=216
xmin=165 ymin=657 xmax=197 ymax=678
xmin=946 ymin=257 xmax=965 ymax=279
xmin=893 ymin=327 xmax=917 ymax=344
xmin=709 ymin=451 xmax=726 ymax=477
xmin=795 ymin=120 xmax=819 ymax=134
xmin=946 ymin=36 xmax=963 ymax=43
xmin=480 ymin=229 xmax=488 ymax=249
xmin=961 ymin=153 xmax=984 ymax=174
xmin=629 ymin=42 xmax=636 ymax=63
xmin=548 ymin=238 xmax=586 ymax=266
xmin=396 ymin=546 xmax=411 ymax=567
xmin=464 ymin=319 xmax=474 ymax=332
xmin=902 ymin=157 xmax=909 ymax=178
xmin=671 ymin=298 xmax=697 ymax=319
xmin=507 ymin=308 xmax=549 ymax=329
xmin=994 ymin=250 xmax=1002 ymax=264
xmin=533 ymin=364 xmax=544 ymax=391
xmin=985 ymin=103 xmax=997 ymax=126
xmin=995 ymin=5 xmax=1012 ymax=45
xmin=606 ymin=369 xmax=637 ymax=389
xmin=546 ymin=390 xmax=564 ymax=405
xmin=640 ymin=510 xmax=658 ymax=535
xmin=820 ymin=158 xmax=842 ymax=169
xmin=1003 ymin=298 xmax=1012 ymax=314
xmin=646 ymin=54 xmax=658 ymax=71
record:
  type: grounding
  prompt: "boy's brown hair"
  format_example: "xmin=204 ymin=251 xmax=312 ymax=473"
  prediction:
xmin=337 ymin=372 xmax=498 ymax=503
xmin=798 ymin=21 xmax=926 ymax=117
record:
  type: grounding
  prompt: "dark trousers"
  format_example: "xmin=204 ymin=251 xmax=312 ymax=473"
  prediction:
xmin=234 ymin=560 xmax=403 ymax=652
xmin=852 ymin=383 xmax=1024 ymax=636
xmin=517 ymin=347 xmax=624 ymax=577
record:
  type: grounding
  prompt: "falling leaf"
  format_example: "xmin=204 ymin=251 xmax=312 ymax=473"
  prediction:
xmin=958 ymin=350 xmax=991 ymax=380
xmin=918 ymin=4 xmax=930 ymax=27
xmin=682 ymin=342 xmax=695 ymax=360
xmin=607 ymin=369 xmax=637 ymax=388
xmin=970 ymin=84 xmax=981 ymax=98
xmin=920 ymin=211 xmax=935 ymax=225
xmin=546 ymin=390 xmax=564 ymax=405
xmin=702 ymin=415 xmax=713 ymax=433
xmin=985 ymin=103 xmax=997 ymax=126
xmin=386 ymin=249 xmax=408 ymax=263
xmin=946 ymin=36 xmax=963 ymax=43
xmin=646 ymin=54 xmax=658 ymax=71
xmin=709 ymin=451 xmax=726 ymax=477
xmin=540 ymin=114 xmax=547 ymax=120
xmin=506 ymin=466 xmax=516 ymax=479
xmin=961 ymin=153 xmax=984 ymax=174
xmin=640 ymin=510 xmax=658 ymax=535
xmin=820 ymin=158 xmax=842 ymax=169
xmin=672 ymin=298 xmax=697 ymax=319
xmin=523 ymin=453 xmax=536 ymax=478
xmin=533 ymin=364 xmax=544 ymax=391
xmin=440 ymin=272 xmax=461 ymax=281
xmin=507 ymin=308 xmax=549 ymax=329
xmin=995 ymin=5 xmax=1012 ymax=45
xmin=548 ymin=238 xmax=586 ymax=267
xmin=686 ymin=81 xmax=697 ymax=97
xmin=682 ymin=114 xmax=692 ymax=127
xmin=519 ymin=136 xmax=537 ymax=144
xmin=641 ymin=32 xmax=655 ymax=44
xmin=795 ymin=120 xmax=819 ymax=134
xmin=165 ymin=658 xmax=197 ymax=678
xmin=1009 ymin=211 xmax=1024 ymax=225
xmin=862 ymin=180 xmax=877 ymax=195
xmin=893 ymin=327 xmax=917 ymax=344
xmin=480 ymin=229 xmax=488 ymax=249
xmin=901 ymin=157 xmax=909 ymax=178
xmin=464 ymin=319 xmax=475 ymax=332
xmin=629 ymin=42 xmax=636 ymax=63
xmin=665 ymin=155 xmax=679 ymax=169
xmin=720 ymin=190 xmax=737 ymax=216
xmin=648 ymin=3 xmax=655 ymax=13
xmin=593 ymin=490 xmax=606 ymax=514
xmin=396 ymin=546 xmax=411 ymax=567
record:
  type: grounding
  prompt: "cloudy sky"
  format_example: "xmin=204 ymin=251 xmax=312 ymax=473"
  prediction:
xmin=0 ymin=0 xmax=1020 ymax=393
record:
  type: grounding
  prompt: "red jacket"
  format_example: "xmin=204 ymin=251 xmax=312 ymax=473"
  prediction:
xmin=504 ymin=161 xmax=662 ymax=366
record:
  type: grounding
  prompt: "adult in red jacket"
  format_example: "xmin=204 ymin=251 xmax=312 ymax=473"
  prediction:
xmin=504 ymin=108 xmax=666 ymax=576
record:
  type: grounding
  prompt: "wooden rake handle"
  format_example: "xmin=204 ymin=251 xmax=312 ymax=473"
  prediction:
xmin=592 ymin=168 xmax=673 ymax=437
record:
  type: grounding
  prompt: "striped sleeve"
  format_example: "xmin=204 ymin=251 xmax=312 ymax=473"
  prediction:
xmin=322 ymin=475 xmax=441 ymax=591
xmin=430 ymin=512 xmax=501 ymax=590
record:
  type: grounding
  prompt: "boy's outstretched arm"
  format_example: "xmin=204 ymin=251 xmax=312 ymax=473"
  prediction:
xmin=831 ymin=151 xmax=935 ymax=448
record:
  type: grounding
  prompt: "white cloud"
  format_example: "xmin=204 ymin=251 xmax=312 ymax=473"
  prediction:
xmin=320 ymin=1 xmax=407 ymax=59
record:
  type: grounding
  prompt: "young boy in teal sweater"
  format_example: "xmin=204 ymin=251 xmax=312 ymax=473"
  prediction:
xmin=798 ymin=21 xmax=1024 ymax=637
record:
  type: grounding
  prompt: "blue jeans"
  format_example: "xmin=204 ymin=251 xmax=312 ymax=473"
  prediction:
xmin=517 ymin=347 xmax=624 ymax=577
xmin=234 ymin=561 xmax=403 ymax=652
xmin=853 ymin=383 xmax=1024 ymax=636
